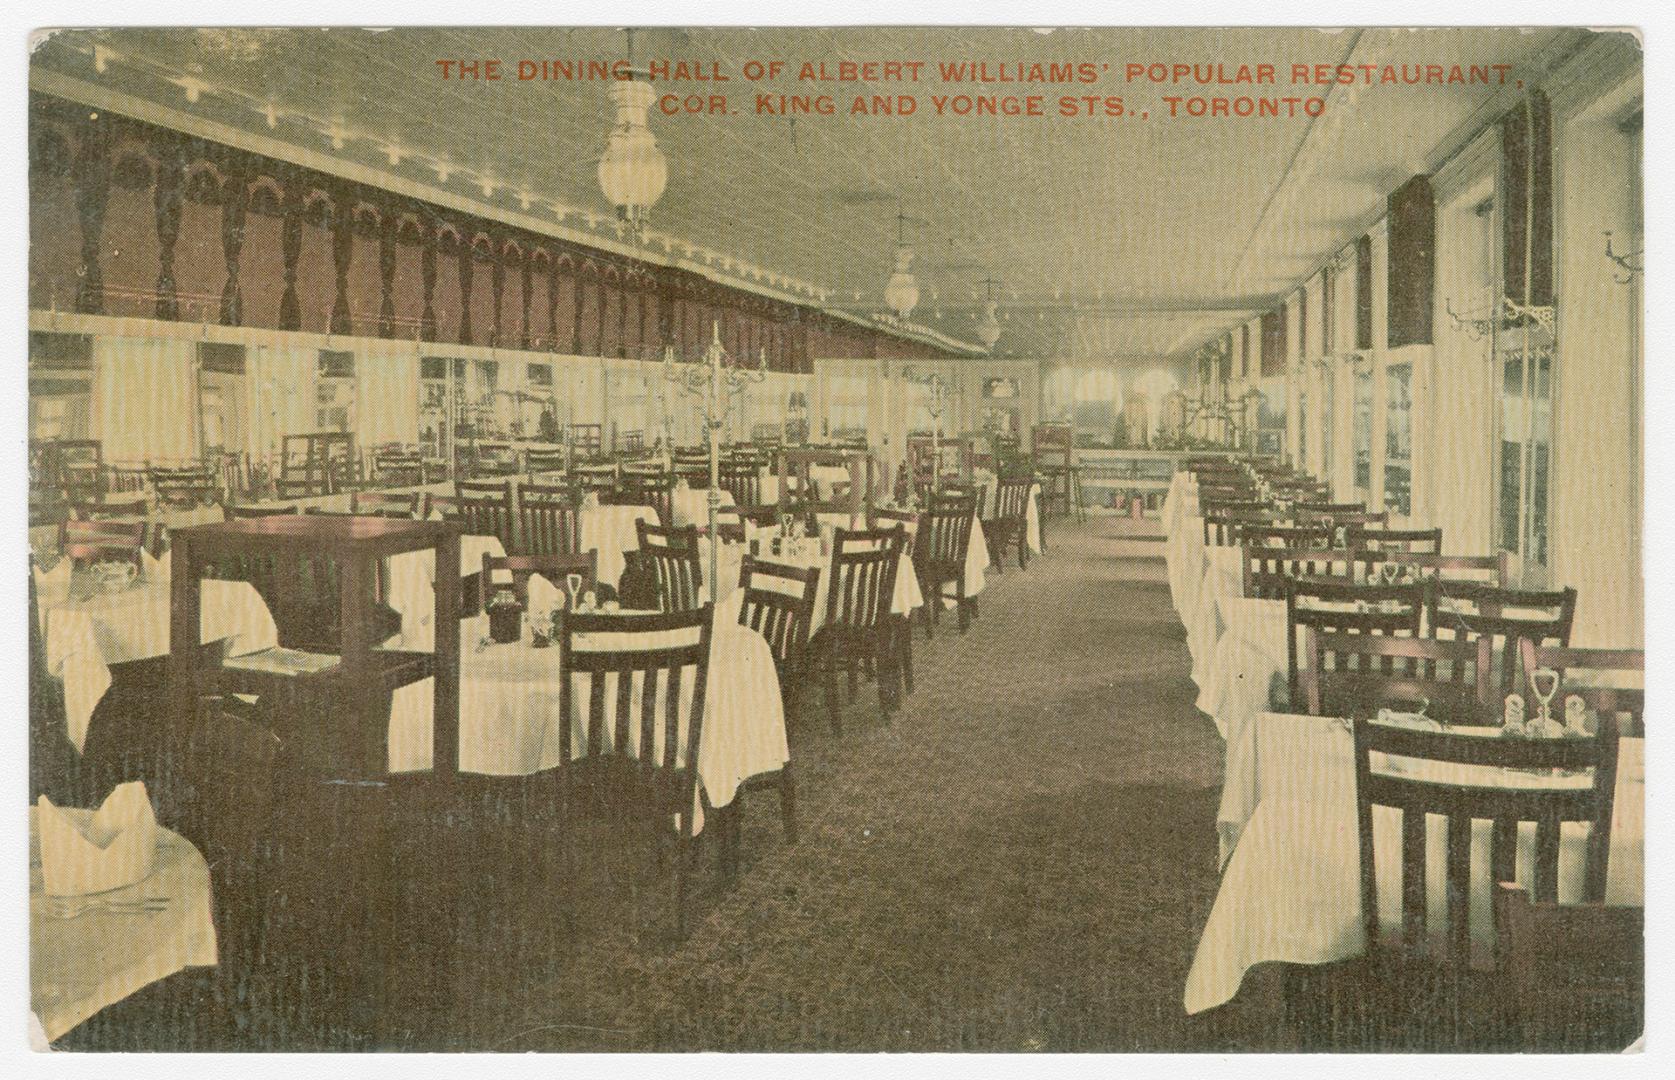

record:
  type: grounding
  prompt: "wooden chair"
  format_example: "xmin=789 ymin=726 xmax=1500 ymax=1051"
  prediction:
xmin=349 ymin=490 xmax=421 ymax=518
xmin=574 ymin=463 xmax=619 ymax=501
xmin=524 ymin=447 xmax=567 ymax=476
xmin=568 ymin=423 xmax=604 ymax=460
xmin=1346 ymin=715 xmax=1621 ymax=1049
xmin=1284 ymin=577 xmax=1427 ymax=707
xmin=68 ymin=491 xmax=150 ymax=521
xmin=809 ymin=526 xmax=905 ymax=734
xmin=1352 ymin=551 xmax=1510 ymax=587
xmin=618 ymin=472 xmax=673 ymax=527
xmin=1306 ymin=627 xmax=1493 ymax=725
xmin=223 ymin=504 xmax=297 ymax=520
xmin=635 ymin=521 xmax=702 ymax=612
xmin=734 ymin=555 xmax=820 ymax=844
xmin=480 ymin=550 xmax=597 ymax=612
xmin=1430 ymin=583 xmax=1577 ymax=700
xmin=1296 ymin=500 xmax=1366 ymax=516
xmin=983 ymin=474 xmax=1034 ymax=572
xmin=918 ymin=496 xmax=977 ymax=636
xmin=58 ymin=518 xmax=147 ymax=571
xmin=556 ymin=605 xmax=713 ymax=939
xmin=1493 ymin=885 xmax=1643 ymax=1051
xmin=151 ymin=465 xmax=221 ymax=507
xmin=868 ymin=507 xmax=921 ymax=696
xmin=371 ymin=447 xmax=427 ymax=487
xmin=1032 ymin=422 xmax=1084 ymax=522
xmin=454 ymin=485 xmax=514 ymax=549
xmin=1242 ymin=545 xmax=1355 ymax=599
xmin=1347 ymin=526 xmax=1444 ymax=554
xmin=518 ymin=483 xmax=580 ymax=556
xmin=1518 ymin=640 xmax=1643 ymax=737
xmin=1237 ymin=523 xmax=1334 ymax=551
xmin=720 ymin=464 xmax=774 ymax=525
xmin=1204 ymin=508 xmax=1279 ymax=547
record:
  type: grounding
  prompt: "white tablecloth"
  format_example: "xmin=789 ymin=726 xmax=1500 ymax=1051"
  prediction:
xmin=581 ymin=504 xmax=660 ymax=587
xmin=30 ymin=807 xmax=218 ymax=1041
xmin=1184 ymin=714 xmax=1644 ymax=1015
xmin=1195 ymin=595 xmax=1288 ymax=742
xmin=386 ymin=617 xmax=787 ymax=833
xmin=385 ymin=534 xmax=508 ymax=651
xmin=708 ymin=541 xmax=925 ymax=629
xmin=1186 ymin=546 xmax=1244 ymax=689
xmin=670 ymin=485 xmax=737 ymax=528
xmin=39 ymin=578 xmax=279 ymax=752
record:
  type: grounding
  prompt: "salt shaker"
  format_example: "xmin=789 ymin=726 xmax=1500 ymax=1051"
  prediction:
xmin=1503 ymin=693 xmax=1526 ymax=736
xmin=1564 ymin=694 xmax=1589 ymax=736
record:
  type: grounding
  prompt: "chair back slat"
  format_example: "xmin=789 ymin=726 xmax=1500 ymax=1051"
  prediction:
xmin=1285 ymin=577 xmax=1427 ymax=705
xmin=1352 ymin=716 xmax=1621 ymax=967
xmin=737 ymin=556 xmax=820 ymax=685
xmin=558 ymin=607 xmax=713 ymax=813
xmin=1433 ymin=583 xmax=1578 ymax=699
xmin=1243 ymin=545 xmax=1355 ymax=599
xmin=1306 ymin=628 xmax=1493 ymax=724
xmin=518 ymin=483 xmax=580 ymax=556
xmin=636 ymin=522 xmax=702 ymax=612
xmin=1347 ymin=525 xmax=1444 ymax=554
xmin=827 ymin=527 xmax=904 ymax=631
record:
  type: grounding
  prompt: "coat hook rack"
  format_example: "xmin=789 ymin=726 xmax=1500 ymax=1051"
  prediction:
xmin=1604 ymin=231 xmax=1643 ymax=284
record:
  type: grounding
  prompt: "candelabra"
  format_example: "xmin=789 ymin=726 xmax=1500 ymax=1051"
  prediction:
xmin=663 ymin=322 xmax=766 ymax=598
xmin=902 ymin=367 xmax=952 ymax=494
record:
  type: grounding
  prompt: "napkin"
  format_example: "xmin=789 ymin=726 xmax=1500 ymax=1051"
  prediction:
xmin=142 ymin=547 xmax=171 ymax=582
xmin=37 ymin=781 xmax=157 ymax=896
xmin=1375 ymin=708 xmax=1439 ymax=731
xmin=582 ymin=491 xmax=602 ymax=510
xmin=526 ymin=572 xmax=563 ymax=623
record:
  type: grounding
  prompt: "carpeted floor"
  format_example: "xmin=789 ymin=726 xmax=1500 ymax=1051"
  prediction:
xmin=53 ymin=518 xmax=1291 ymax=1052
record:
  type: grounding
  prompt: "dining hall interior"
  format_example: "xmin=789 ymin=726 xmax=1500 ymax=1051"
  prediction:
xmin=20 ymin=24 xmax=1645 ymax=1054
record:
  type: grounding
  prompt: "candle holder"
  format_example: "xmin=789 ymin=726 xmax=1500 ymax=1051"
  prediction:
xmin=664 ymin=323 xmax=766 ymax=596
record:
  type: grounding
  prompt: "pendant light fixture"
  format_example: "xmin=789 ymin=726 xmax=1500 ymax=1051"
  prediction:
xmin=598 ymin=30 xmax=667 ymax=243
xmin=976 ymin=276 xmax=1002 ymax=352
xmin=883 ymin=203 xmax=919 ymax=319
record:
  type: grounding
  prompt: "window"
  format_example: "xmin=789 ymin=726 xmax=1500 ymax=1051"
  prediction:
xmin=1383 ymin=361 xmax=1413 ymax=516
xmin=607 ymin=367 xmax=651 ymax=445
xmin=828 ymin=372 xmax=869 ymax=439
xmin=315 ymin=350 xmax=356 ymax=432
xmin=1496 ymin=325 xmax=1552 ymax=571
xmin=1073 ymin=369 xmax=1119 ymax=443
xmin=1296 ymin=388 xmax=1308 ymax=469
xmin=1255 ymin=376 xmax=1287 ymax=459
xmin=1352 ymin=359 xmax=1373 ymax=496
xmin=1318 ymin=362 xmax=1334 ymax=483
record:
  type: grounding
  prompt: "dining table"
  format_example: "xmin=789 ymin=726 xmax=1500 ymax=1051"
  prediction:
xmin=385 ymin=610 xmax=789 ymax=833
xmin=700 ymin=531 xmax=927 ymax=627
xmin=35 ymin=564 xmax=279 ymax=752
xmin=29 ymin=806 xmax=218 ymax=1042
xmin=1183 ymin=712 xmax=1645 ymax=1016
